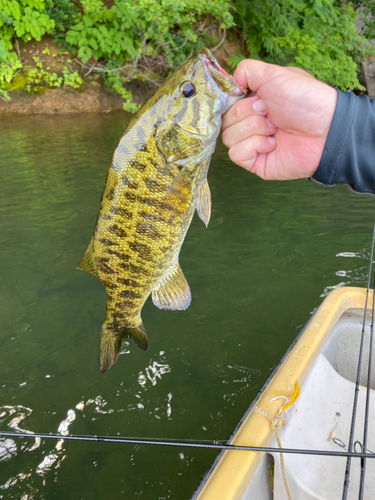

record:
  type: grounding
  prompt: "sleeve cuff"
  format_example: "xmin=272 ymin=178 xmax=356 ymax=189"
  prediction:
xmin=312 ymin=89 xmax=356 ymax=186
xmin=311 ymin=90 xmax=375 ymax=195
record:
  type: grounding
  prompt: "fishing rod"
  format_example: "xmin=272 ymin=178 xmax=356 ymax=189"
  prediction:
xmin=342 ymin=221 xmax=375 ymax=500
xmin=1 ymin=430 xmax=375 ymax=459
xmin=358 ymin=251 xmax=375 ymax=499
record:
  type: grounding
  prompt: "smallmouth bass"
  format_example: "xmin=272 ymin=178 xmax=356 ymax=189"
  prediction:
xmin=78 ymin=49 xmax=247 ymax=373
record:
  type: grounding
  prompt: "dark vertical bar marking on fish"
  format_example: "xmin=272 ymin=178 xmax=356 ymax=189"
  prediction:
xmin=129 ymin=160 xmax=147 ymax=172
xmin=99 ymin=238 xmax=119 ymax=246
xmin=106 ymin=187 xmax=116 ymax=201
xmin=129 ymin=241 xmax=151 ymax=259
xmin=108 ymin=225 xmax=127 ymax=238
xmin=109 ymin=207 xmax=133 ymax=218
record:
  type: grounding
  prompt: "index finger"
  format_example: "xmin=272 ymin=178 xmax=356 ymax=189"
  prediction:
xmin=233 ymin=59 xmax=314 ymax=92
xmin=221 ymin=95 xmax=261 ymax=131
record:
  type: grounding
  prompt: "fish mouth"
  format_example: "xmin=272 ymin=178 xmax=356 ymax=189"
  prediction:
xmin=199 ymin=48 xmax=232 ymax=78
xmin=199 ymin=49 xmax=247 ymax=97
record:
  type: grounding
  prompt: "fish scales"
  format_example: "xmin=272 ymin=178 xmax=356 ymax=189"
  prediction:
xmin=78 ymin=49 xmax=247 ymax=372
xmin=98 ymin=139 xmax=177 ymax=314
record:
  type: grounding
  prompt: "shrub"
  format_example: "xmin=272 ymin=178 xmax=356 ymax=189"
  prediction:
xmin=233 ymin=0 xmax=372 ymax=89
xmin=45 ymin=0 xmax=80 ymax=49
xmin=66 ymin=0 xmax=234 ymax=65
xmin=0 ymin=0 xmax=374 ymax=107
xmin=0 ymin=0 xmax=55 ymax=97
xmin=0 ymin=0 xmax=55 ymax=46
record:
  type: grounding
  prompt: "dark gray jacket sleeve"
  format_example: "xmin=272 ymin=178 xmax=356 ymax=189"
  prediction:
xmin=311 ymin=89 xmax=375 ymax=195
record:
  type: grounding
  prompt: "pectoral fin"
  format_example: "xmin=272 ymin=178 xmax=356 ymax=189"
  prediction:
xmin=162 ymin=170 xmax=190 ymax=216
xmin=152 ymin=262 xmax=191 ymax=311
xmin=77 ymin=238 xmax=98 ymax=278
xmin=196 ymin=178 xmax=211 ymax=227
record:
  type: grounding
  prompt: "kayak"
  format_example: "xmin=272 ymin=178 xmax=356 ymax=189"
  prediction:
xmin=192 ymin=287 xmax=375 ymax=500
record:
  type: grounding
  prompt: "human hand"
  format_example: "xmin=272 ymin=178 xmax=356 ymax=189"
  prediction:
xmin=222 ymin=60 xmax=337 ymax=180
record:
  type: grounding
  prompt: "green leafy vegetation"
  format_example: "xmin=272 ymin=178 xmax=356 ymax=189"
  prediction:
xmin=233 ymin=0 xmax=372 ymax=90
xmin=24 ymin=64 xmax=83 ymax=91
xmin=0 ymin=38 xmax=22 ymax=99
xmin=0 ymin=0 xmax=374 ymax=109
xmin=64 ymin=0 xmax=234 ymax=110
xmin=0 ymin=0 xmax=54 ymax=98
xmin=66 ymin=0 xmax=233 ymax=65
xmin=45 ymin=0 xmax=80 ymax=49
xmin=0 ymin=0 xmax=54 ymax=45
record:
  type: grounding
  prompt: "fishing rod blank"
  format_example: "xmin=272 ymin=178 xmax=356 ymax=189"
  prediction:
xmin=1 ymin=431 xmax=375 ymax=459
xmin=342 ymin=223 xmax=375 ymax=500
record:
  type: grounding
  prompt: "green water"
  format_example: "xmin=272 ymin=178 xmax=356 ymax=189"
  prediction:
xmin=0 ymin=111 xmax=374 ymax=499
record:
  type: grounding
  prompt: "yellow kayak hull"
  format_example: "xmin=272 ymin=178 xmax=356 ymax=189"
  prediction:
xmin=193 ymin=287 xmax=372 ymax=500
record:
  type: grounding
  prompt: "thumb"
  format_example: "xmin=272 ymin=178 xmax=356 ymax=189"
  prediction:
xmin=233 ymin=60 xmax=313 ymax=93
xmin=233 ymin=60 xmax=284 ymax=93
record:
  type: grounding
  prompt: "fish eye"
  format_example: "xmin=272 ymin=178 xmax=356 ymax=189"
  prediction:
xmin=181 ymin=82 xmax=196 ymax=98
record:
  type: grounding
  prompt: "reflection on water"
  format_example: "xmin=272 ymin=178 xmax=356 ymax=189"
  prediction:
xmin=138 ymin=353 xmax=172 ymax=389
xmin=57 ymin=409 xmax=76 ymax=435
xmin=320 ymin=248 xmax=371 ymax=297
xmin=0 ymin=112 xmax=375 ymax=499
xmin=220 ymin=365 xmax=261 ymax=406
xmin=0 ymin=439 xmax=17 ymax=462
xmin=0 ymin=406 xmax=33 ymax=433
xmin=0 ymin=404 xmax=76 ymax=488
xmin=36 ymin=409 xmax=76 ymax=477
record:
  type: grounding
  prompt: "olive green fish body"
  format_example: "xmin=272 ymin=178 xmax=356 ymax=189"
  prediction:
xmin=78 ymin=49 xmax=247 ymax=372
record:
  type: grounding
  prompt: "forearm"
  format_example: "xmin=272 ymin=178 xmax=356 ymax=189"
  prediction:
xmin=312 ymin=89 xmax=375 ymax=195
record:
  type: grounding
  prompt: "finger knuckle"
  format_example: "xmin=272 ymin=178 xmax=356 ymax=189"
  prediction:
xmin=228 ymin=146 xmax=239 ymax=163
xmin=222 ymin=129 xmax=230 ymax=147
xmin=236 ymin=59 xmax=249 ymax=74
xmin=232 ymin=102 xmax=242 ymax=121
xmin=244 ymin=115 xmax=257 ymax=132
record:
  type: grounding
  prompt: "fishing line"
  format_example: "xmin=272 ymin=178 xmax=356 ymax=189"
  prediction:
xmin=342 ymin=222 xmax=375 ymax=500
xmin=1 ymin=431 xmax=375 ymax=458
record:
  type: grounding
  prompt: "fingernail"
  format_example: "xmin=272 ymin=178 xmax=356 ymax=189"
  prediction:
xmin=253 ymin=99 xmax=266 ymax=114
xmin=268 ymin=136 xmax=276 ymax=145
xmin=266 ymin=117 xmax=277 ymax=129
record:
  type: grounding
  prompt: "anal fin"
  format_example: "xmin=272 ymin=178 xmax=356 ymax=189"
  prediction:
xmin=152 ymin=262 xmax=191 ymax=311
xmin=196 ymin=178 xmax=211 ymax=227
xmin=77 ymin=238 xmax=98 ymax=278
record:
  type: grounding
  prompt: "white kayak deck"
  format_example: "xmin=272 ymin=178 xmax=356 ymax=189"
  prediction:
xmin=249 ymin=308 xmax=375 ymax=500
xmin=193 ymin=288 xmax=375 ymax=500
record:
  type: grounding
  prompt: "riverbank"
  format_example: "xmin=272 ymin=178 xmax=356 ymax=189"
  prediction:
xmin=0 ymin=35 xmax=156 ymax=115
xmin=0 ymin=78 xmax=154 ymax=115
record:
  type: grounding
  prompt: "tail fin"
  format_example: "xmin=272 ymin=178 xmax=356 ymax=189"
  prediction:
xmin=99 ymin=322 xmax=148 ymax=373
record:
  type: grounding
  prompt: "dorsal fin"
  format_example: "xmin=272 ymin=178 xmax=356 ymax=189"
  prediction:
xmin=196 ymin=178 xmax=211 ymax=227
xmin=152 ymin=261 xmax=191 ymax=311
xmin=76 ymin=238 xmax=98 ymax=278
